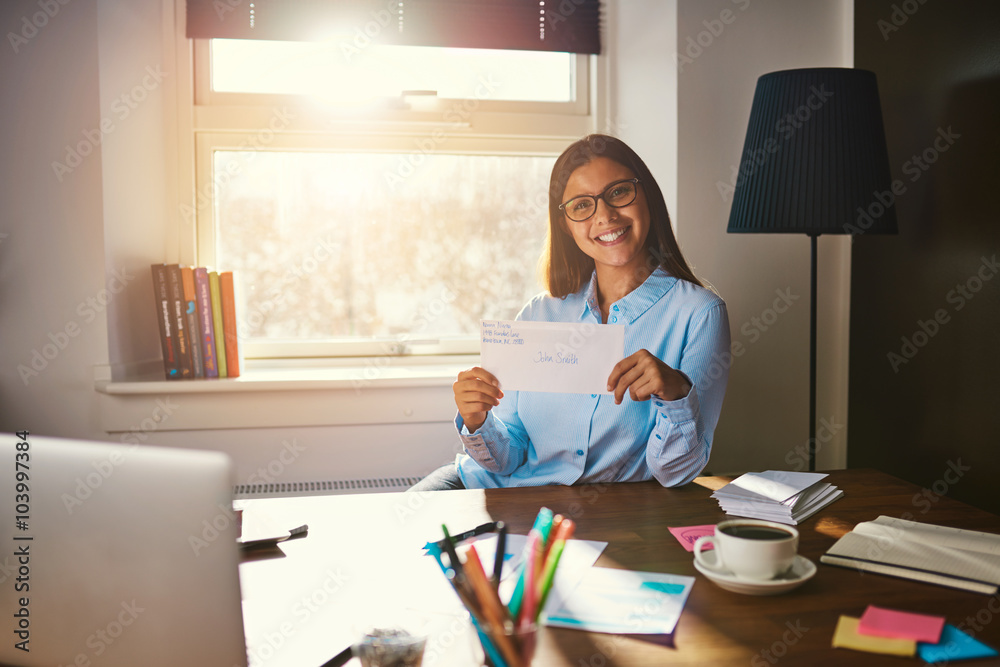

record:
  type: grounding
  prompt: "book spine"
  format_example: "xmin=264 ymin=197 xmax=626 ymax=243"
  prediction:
xmin=150 ymin=264 xmax=179 ymax=380
xmin=181 ymin=266 xmax=204 ymax=378
xmin=195 ymin=267 xmax=218 ymax=378
xmin=220 ymin=271 xmax=241 ymax=378
xmin=166 ymin=264 xmax=193 ymax=379
xmin=210 ymin=271 xmax=228 ymax=378
xmin=819 ymin=554 xmax=1000 ymax=595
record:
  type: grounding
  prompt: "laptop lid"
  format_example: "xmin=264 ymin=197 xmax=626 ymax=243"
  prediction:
xmin=0 ymin=433 xmax=247 ymax=667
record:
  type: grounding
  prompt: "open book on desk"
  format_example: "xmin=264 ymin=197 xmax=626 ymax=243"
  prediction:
xmin=821 ymin=515 xmax=1000 ymax=594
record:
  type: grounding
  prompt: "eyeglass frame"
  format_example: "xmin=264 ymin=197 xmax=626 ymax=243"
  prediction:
xmin=558 ymin=178 xmax=642 ymax=222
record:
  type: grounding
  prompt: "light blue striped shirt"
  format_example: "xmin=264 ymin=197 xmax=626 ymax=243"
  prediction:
xmin=455 ymin=267 xmax=731 ymax=489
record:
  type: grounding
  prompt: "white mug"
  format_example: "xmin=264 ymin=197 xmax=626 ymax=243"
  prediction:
xmin=693 ymin=520 xmax=798 ymax=581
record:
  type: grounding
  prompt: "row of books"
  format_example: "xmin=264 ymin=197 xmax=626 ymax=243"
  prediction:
xmin=151 ymin=264 xmax=241 ymax=380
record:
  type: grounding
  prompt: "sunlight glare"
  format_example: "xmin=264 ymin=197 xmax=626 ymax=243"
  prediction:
xmin=211 ymin=39 xmax=573 ymax=106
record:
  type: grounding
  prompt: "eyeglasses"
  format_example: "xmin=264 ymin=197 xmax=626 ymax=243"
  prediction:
xmin=558 ymin=178 xmax=641 ymax=222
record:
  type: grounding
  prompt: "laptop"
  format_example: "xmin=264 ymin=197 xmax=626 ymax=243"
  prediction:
xmin=0 ymin=434 xmax=248 ymax=667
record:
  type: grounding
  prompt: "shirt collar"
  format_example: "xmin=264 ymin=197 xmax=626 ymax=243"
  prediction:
xmin=581 ymin=267 xmax=678 ymax=324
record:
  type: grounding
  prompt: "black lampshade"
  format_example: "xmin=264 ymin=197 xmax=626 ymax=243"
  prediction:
xmin=727 ymin=68 xmax=897 ymax=236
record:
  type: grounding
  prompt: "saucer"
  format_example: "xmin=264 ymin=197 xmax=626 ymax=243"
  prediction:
xmin=693 ymin=553 xmax=817 ymax=596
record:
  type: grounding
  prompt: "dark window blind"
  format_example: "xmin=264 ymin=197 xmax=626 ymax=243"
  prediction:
xmin=187 ymin=0 xmax=601 ymax=54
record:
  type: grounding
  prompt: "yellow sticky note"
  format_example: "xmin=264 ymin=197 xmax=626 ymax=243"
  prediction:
xmin=832 ymin=616 xmax=916 ymax=657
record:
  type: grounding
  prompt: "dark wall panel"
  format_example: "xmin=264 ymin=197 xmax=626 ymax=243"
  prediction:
xmin=850 ymin=1 xmax=1000 ymax=514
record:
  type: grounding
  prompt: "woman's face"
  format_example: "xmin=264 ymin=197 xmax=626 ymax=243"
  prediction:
xmin=561 ymin=157 xmax=651 ymax=278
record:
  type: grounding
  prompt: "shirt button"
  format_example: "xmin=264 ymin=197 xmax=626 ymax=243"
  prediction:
xmin=576 ymin=450 xmax=584 ymax=456
xmin=655 ymin=401 xmax=663 ymax=407
xmin=591 ymin=394 xmax=597 ymax=398
xmin=612 ymin=305 xmax=619 ymax=312
xmin=610 ymin=316 xmax=618 ymax=323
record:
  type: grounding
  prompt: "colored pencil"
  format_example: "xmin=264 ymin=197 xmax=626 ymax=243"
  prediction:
xmin=466 ymin=545 xmax=522 ymax=667
xmin=508 ymin=508 xmax=554 ymax=618
xmin=534 ymin=518 xmax=575 ymax=621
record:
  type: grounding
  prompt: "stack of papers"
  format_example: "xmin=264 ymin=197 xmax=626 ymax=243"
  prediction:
xmin=710 ymin=471 xmax=843 ymax=525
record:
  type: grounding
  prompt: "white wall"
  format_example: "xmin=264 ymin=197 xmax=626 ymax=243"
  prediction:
xmin=673 ymin=0 xmax=853 ymax=472
xmin=0 ymin=0 xmax=853 ymax=484
xmin=0 ymin=0 xmax=108 ymax=438
xmin=604 ymin=0 xmax=852 ymax=473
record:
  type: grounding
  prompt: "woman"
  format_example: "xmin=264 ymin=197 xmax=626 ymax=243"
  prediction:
xmin=410 ymin=134 xmax=730 ymax=491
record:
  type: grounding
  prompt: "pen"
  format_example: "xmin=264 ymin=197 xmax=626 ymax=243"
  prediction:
xmin=534 ymin=518 xmax=575 ymax=621
xmin=320 ymin=645 xmax=354 ymax=667
xmin=424 ymin=521 xmax=497 ymax=553
xmin=517 ymin=532 xmax=541 ymax=628
xmin=429 ymin=528 xmax=506 ymax=667
xmin=508 ymin=507 xmax=554 ymax=619
xmin=540 ymin=515 xmax=563 ymax=565
xmin=466 ymin=545 xmax=522 ymax=667
xmin=492 ymin=521 xmax=507 ymax=590
xmin=440 ymin=524 xmax=464 ymax=575
xmin=440 ymin=523 xmax=478 ymax=603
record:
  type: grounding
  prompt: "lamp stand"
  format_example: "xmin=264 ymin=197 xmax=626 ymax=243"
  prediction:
xmin=809 ymin=233 xmax=818 ymax=472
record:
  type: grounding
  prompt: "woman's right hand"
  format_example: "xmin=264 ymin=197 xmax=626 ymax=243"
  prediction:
xmin=453 ymin=367 xmax=504 ymax=433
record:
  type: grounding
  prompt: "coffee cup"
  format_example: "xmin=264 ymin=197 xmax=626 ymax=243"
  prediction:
xmin=693 ymin=520 xmax=798 ymax=581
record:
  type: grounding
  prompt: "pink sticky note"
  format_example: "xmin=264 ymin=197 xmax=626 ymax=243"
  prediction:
xmin=857 ymin=606 xmax=946 ymax=644
xmin=669 ymin=524 xmax=716 ymax=552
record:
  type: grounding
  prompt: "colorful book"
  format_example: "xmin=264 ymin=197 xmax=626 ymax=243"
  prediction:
xmin=219 ymin=271 xmax=241 ymax=378
xmin=181 ymin=267 xmax=204 ymax=378
xmin=194 ymin=267 xmax=218 ymax=378
xmin=150 ymin=264 xmax=179 ymax=379
xmin=209 ymin=271 xmax=227 ymax=378
xmin=166 ymin=264 xmax=193 ymax=378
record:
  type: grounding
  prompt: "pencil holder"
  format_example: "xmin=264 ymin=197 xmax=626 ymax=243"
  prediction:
xmin=470 ymin=617 xmax=537 ymax=667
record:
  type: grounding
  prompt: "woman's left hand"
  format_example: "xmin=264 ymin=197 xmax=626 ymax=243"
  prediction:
xmin=607 ymin=349 xmax=692 ymax=405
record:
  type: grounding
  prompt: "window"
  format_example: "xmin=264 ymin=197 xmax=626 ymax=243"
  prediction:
xmin=189 ymin=36 xmax=594 ymax=359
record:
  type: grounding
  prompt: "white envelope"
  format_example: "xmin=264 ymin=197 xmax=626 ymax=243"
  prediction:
xmin=480 ymin=319 xmax=625 ymax=394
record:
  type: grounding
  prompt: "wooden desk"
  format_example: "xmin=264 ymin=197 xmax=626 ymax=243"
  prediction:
xmin=239 ymin=469 xmax=1000 ymax=666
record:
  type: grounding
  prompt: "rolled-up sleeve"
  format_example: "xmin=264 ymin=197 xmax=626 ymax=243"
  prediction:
xmin=645 ymin=302 xmax=730 ymax=486
xmin=455 ymin=391 xmax=530 ymax=476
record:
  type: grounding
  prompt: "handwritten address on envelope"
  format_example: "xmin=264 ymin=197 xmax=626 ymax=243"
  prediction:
xmin=480 ymin=319 xmax=625 ymax=394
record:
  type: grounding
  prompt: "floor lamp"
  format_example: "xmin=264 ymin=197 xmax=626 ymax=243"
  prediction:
xmin=726 ymin=68 xmax=898 ymax=471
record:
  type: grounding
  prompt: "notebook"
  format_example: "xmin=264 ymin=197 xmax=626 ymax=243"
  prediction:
xmin=0 ymin=434 xmax=248 ymax=667
xmin=820 ymin=515 xmax=1000 ymax=594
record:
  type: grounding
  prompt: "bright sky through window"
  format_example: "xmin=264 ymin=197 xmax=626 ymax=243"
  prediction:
xmin=214 ymin=151 xmax=554 ymax=342
xmin=211 ymin=39 xmax=574 ymax=105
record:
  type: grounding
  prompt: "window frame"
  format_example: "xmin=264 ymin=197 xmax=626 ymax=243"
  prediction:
xmin=186 ymin=36 xmax=597 ymax=361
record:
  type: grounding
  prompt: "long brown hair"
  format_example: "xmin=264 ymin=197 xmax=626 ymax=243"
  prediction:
xmin=541 ymin=134 xmax=702 ymax=297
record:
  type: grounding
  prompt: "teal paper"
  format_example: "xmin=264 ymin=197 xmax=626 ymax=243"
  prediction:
xmin=640 ymin=581 xmax=687 ymax=595
xmin=918 ymin=624 xmax=999 ymax=663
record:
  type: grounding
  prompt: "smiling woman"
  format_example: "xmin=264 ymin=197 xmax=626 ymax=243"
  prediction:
xmin=410 ymin=135 xmax=733 ymax=492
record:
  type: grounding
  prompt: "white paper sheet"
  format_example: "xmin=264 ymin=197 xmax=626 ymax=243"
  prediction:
xmin=545 ymin=568 xmax=695 ymax=634
xmin=721 ymin=470 xmax=828 ymax=502
xmin=480 ymin=319 xmax=625 ymax=394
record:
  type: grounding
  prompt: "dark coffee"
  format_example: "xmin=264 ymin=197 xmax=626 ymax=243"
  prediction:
xmin=720 ymin=525 xmax=794 ymax=540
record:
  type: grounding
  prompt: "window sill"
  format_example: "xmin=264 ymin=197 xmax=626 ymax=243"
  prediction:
xmin=95 ymin=359 xmax=468 ymax=394
xmin=94 ymin=357 xmax=472 ymax=434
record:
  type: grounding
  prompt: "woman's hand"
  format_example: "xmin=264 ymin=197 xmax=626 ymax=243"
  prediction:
xmin=607 ymin=350 xmax=691 ymax=405
xmin=453 ymin=367 xmax=504 ymax=433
